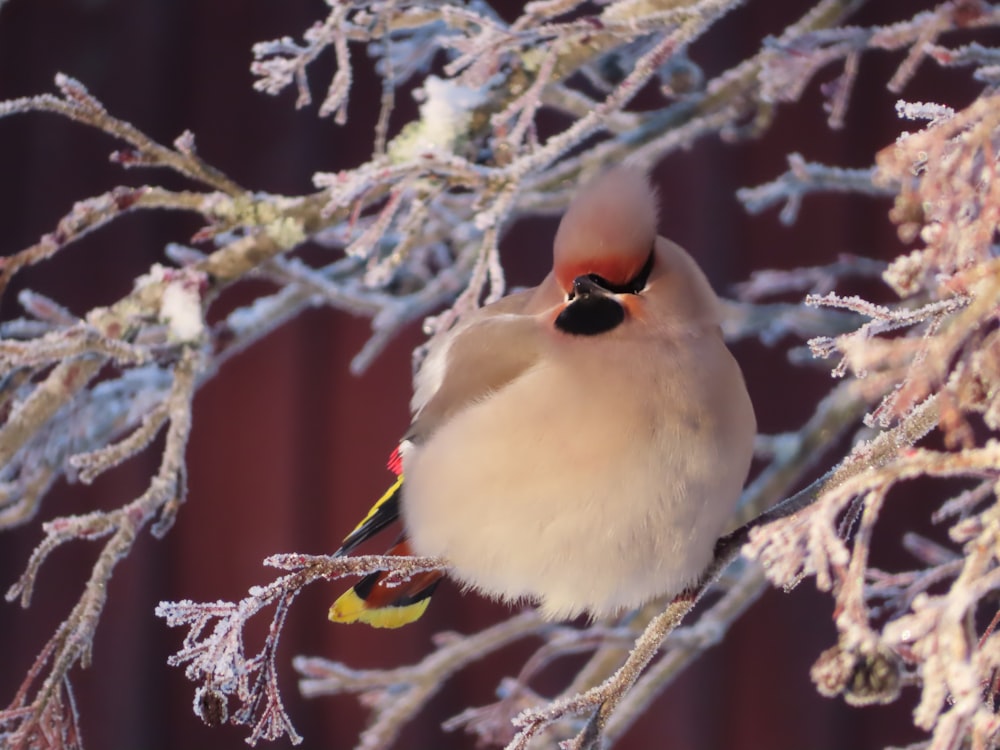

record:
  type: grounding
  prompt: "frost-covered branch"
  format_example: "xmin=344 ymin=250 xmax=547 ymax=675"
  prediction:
xmin=298 ymin=610 xmax=548 ymax=750
xmin=738 ymin=153 xmax=889 ymax=225
xmin=155 ymin=553 xmax=446 ymax=745
xmin=256 ymin=376 xmax=867 ymax=750
xmin=1 ymin=346 xmax=199 ymax=748
xmin=741 ymin=77 xmax=1000 ymax=750
xmin=6 ymin=1 xmax=1000 ymax=749
xmin=0 ymin=75 xmax=242 ymax=196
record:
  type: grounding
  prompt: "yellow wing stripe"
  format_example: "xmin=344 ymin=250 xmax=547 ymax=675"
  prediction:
xmin=344 ymin=475 xmax=403 ymax=541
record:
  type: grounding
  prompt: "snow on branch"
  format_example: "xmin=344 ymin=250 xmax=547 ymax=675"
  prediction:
xmin=5 ymin=1 xmax=1000 ymax=749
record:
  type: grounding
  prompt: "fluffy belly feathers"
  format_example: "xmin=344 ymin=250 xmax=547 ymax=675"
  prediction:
xmin=402 ymin=354 xmax=747 ymax=619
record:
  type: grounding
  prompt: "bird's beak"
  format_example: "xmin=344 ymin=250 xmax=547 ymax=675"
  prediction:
xmin=569 ymin=274 xmax=613 ymax=300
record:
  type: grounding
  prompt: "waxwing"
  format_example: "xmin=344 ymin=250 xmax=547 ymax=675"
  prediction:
xmin=330 ymin=167 xmax=756 ymax=627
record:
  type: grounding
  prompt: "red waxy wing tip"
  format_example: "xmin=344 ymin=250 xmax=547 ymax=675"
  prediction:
xmin=387 ymin=446 xmax=403 ymax=476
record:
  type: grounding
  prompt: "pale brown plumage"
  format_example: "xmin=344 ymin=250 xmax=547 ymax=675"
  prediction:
xmin=393 ymin=166 xmax=756 ymax=620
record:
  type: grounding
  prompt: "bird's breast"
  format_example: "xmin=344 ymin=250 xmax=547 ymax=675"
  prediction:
xmin=400 ymin=335 xmax=752 ymax=619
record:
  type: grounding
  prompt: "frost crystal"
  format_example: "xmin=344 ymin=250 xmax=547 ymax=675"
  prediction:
xmin=160 ymin=280 xmax=204 ymax=343
xmin=388 ymin=76 xmax=487 ymax=161
xmin=6 ymin=3 xmax=1000 ymax=750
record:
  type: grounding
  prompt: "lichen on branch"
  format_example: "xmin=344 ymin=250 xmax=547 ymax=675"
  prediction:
xmin=4 ymin=1 xmax=1000 ymax=749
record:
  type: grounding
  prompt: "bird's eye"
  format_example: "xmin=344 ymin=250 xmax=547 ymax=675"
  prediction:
xmin=623 ymin=249 xmax=655 ymax=294
xmin=588 ymin=273 xmax=611 ymax=287
xmin=596 ymin=249 xmax=655 ymax=295
xmin=566 ymin=248 xmax=654 ymax=301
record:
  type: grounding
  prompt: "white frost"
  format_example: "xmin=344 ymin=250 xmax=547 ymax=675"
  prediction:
xmin=161 ymin=279 xmax=204 ymax=342
xmin=895 ymin=99 xmax=955 ymax=124
xmin=389 ymin=76 xmax=487 ymax=161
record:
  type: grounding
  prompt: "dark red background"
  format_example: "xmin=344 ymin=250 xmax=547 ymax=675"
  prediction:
xmin=0 ymin=1 xmax=974 ymax=748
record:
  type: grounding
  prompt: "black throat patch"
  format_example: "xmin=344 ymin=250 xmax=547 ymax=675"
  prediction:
xmin=554 ymin=295 xmax=625 ymax=336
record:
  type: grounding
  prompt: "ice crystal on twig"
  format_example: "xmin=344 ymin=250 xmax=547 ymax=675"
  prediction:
xmin=6 ymin=1 xmax=1000 ymax=749
xmin=155 ymin=554 xmax=445 ymax=746
xmin=738 ymin=153 xmax=889 ymax=225
xmin=743 ymin=71 xmax=1000 ymax=750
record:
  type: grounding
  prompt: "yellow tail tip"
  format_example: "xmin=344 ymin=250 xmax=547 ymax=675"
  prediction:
xmin=328 ymin=589 xmax=431 ymax=629
xmin=328 ymin=589 xmax=365 ymax=624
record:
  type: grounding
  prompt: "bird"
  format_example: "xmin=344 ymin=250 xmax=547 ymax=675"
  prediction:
xmin=329 ymin=166 xmax=756 ymax=627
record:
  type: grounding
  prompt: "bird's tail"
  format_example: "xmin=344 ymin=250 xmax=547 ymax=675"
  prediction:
xmin=328 ymin=448 xmax=442 ymax=628
xmin=329 ymin=537 xmax=443 ymax=628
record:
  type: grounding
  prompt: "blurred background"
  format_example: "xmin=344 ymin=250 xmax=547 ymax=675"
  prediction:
xmin=0 ymin=0 xmax=976 ymax=748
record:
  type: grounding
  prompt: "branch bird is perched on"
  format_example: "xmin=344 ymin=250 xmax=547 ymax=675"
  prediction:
xmin=330 ymin=167 xmax=756 ymax=627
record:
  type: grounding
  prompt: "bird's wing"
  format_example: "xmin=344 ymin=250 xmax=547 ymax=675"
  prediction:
xmin=406 ymin=310 xmax=548 ymax=444
xmin=335 ymin=469 xmax=403 ymax=557
xmin=331 ymin=284 xmax=557 ymax=629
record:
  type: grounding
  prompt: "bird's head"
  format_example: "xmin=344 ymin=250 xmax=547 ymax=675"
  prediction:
xmin=550 ymin=167 xmax=659 ymax=336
